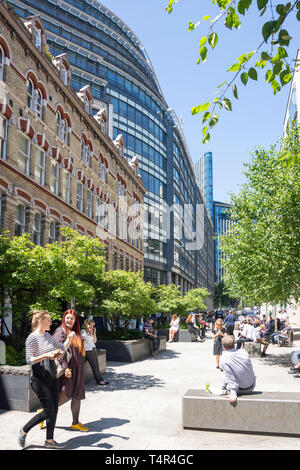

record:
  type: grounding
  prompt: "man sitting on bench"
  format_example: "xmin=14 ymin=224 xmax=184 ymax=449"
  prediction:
xmin=143 ymin=318 xmax=160 ymax=357
xmin=220 ymin=335 xmax=256 ymax=405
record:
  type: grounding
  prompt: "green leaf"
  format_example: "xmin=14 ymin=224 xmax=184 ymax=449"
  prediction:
xmin=241 ymin=72 xmax=248 ymax=85
xmin=297 ymin=10 xmax=300 ymax=20
xmin=273 ymin=61 xmax=283 ymax=75
xmin=261 ymin=51 xmax=272 ymax=61
xmin=279 ymin=70 xmax=292 ymax=85
xmin=277 ymin=29 xmax=292 ymax=46
xmin=232 ymin=84 xmax=239 ymax=99
xmin=248 ymin=67 xmax=258 ymax=80
xmin=225 ymin=7 xmax=241 ymax=30
xmin=265 ymin=69 xmax=274 ymax=82
xmin=208 ymin=32 xmax=218 ymax=49
xmin=200 ymin=46 xmax=208 ymax=62
xmin=195 ymin=103 xmax=211 ymax=114
xmin=199 ymin=36 xmax=207 ymax=48
xmin=202 ymin=126 xmax=208 ymax=136
xmin=217 ymin=80 xmax=227 ymax=89
xmin=228 ymin=62 xmax=242 ymax=72
xmin=223 ymin=98 xmax=232 ymax=111
xmin=209 ymin=114 xmax=219 ymax=128
xmin=202 ymin=111 xmax=211 ymax=123
xmin=262 ymin=21 xmax=278 ymax=42
xmin=188 ymin=22 xmax=195 ymax=31
xmin=277 ymin=47 xmax=288 ymax=59
xmin=271 ymin=79 xmax=281 ymax=95
xmin=203 ymin=15 xmax=210 ymax=20
xmin=257 ymin=0 xmax=268 ymax=10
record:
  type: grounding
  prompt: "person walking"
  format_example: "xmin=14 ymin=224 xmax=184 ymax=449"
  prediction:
xmin=18 ymin=310 xmax=75 ymax=449
xmin=223 ymin=310 xmax=236 ymax=336
xmin=52 ymin=309 xmax=88 ymax=432
xmin=81 ymin=319 xmax=109 ymax=386
xmin=168 ymin=314 xmax=180 ymax=343
xmin=212 ymin=318 xmax=226 ymax=369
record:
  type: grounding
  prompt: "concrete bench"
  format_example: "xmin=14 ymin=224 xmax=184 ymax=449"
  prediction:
xmin=0 ymin=349 xmax=106 ymax=412
xmin=97 ymin=337 xmax=166 ymax=362
xmin=244 ymin=341 xmax=262 ymax=357
xmin=182 ymin=389 xmax=300 ymax=436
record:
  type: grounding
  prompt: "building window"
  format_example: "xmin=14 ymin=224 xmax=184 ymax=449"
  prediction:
xmin=18 ymin=134 xmax=30 ymax=175
xmin=32 ymin=213 xmax=41 ymax=245
xmin=56 ymin=111 xmax=69 ymax=145
xmin=60 ymin=66 xmax=68 ymax=85
xmin=84 ymin=98 xmax=90 ymax=114
xmin=15 ymin=204 xmax=26 ymax=236
xmin=49 ymin=220 xmax=59 ymax=244
xmin=34 ymin=146 xmax=46 ymax=185
xmin=96 ymin=197 xmax=102 ymax=224
xmin=86 ymin=189 xmax=93 ymax=219
xmin=62 ymin=169 xmax=70 ymax=203
xmin=76 ymin=181 xmax=83 ymax=212
xmin=99 ymin=161 xmax=107 ymax=183
xmin=0 ymin=116 xmax=7 ymax=160
xmin=50 ymin=160 xmax=60 ymax=195
xmin=28 ymin=79 xmax=43 ymax=119
xmin=81 ymin=139 xmax=91 ymax=167
xmin=0 ymin=45 xmax=4 ymax=81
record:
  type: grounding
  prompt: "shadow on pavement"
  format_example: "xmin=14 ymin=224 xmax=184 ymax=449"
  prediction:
xmin=260 ymin=352 xmax=292 ymax=368
xmin=86 ymin=371 xmax=165 ymax=392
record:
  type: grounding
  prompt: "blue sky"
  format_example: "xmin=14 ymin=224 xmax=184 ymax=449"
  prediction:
xmin=103 ymin=0 xmax=299 ymax=203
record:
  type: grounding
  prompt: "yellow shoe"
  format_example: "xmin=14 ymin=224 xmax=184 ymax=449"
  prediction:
xmin=71 ymin=422 xmax=88 ymax=432
xmin=38 ymin=409 xmax=44 ymax=429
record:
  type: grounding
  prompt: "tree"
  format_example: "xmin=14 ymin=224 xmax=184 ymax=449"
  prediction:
xmin=165 ymin=0 xmax=300 ymax=143
xmin=0 ymin=228 xmax=106 ymax=349
xmin=219 ymin=126 xmax=300 ymax=305
xmin=100 ymin=270 xmax=157 ymax=332
xmin=155 ymin=284 xmax=209 ymax=317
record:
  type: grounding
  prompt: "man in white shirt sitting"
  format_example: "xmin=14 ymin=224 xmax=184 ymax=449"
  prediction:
xmin=220 ymin=335 xmax=256 ymax=405
xmin=236 ymin=319 xmax=255 ymax=349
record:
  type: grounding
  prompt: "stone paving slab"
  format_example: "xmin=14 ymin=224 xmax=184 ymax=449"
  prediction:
xmin=1 ymin=334 xmax=300 ymax=450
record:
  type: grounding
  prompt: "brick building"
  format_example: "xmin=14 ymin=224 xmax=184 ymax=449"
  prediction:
xmin=0 ymin=1 xmax=145 ymax=273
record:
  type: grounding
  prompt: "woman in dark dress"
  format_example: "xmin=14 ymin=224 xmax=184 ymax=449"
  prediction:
xmin=52 ymin=309 xmax=88 ymax=432
xmin=212 ymin=318 xmax=226 ymax=369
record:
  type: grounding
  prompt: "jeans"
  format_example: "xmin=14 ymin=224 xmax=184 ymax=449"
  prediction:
xmin=236 ymin=337 xmax=252 ymax=349
xmin=85 ymin=348 xmax=104 ymax=384
xmin=24 ymin=377 xmax=59 ymax=440
xmin=291 ymin=350 xmax=300 ymax=367
xmin=144 ymin=335 xmax=160 ymax=353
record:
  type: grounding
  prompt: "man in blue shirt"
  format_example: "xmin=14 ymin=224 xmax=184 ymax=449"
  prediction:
xmin=223 ymin=310 xmax=236 ymax=336
xmin=143 ymin=318 xmax=160 ymax=356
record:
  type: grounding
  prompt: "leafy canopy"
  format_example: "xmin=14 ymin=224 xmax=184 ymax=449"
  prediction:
xmin=165 ymin=0 xmax=300 ymax=143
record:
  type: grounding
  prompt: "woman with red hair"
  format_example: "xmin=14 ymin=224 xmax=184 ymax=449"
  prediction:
xmin=52 ymin=309 xmax=88 ymax=432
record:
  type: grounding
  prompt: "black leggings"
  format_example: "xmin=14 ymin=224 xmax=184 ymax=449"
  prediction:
xmin=23 ymin=377 xmax=59 ymax=440
xmin=85 ymin=348 xmax=104 ymax=384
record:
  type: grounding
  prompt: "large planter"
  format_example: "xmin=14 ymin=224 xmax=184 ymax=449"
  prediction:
xmin=97 ymin=337 xmax=166 ymax=362
xmin=0 ymin=349 xmax=106 ymax=412
xmin=158 ymin=329 xmax=194 ymax=342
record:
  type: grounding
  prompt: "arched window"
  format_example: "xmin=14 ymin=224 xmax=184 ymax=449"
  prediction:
xmin=27 ymin=79 xmax=34 ymax=109
xmin=0 ymin=46 xmax=4 ymax=81
xmin=56 ymin=109 xmax=69 ymax=145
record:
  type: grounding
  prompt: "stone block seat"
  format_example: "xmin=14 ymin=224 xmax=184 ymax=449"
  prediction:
xmin=244 ymin=341 xmax=262 ymax=357
xmin=182 ymin=389 xmax=300 ymax=436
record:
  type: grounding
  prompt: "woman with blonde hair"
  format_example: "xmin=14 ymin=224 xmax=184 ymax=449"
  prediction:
xmin=212 ymin=318 xmax=226 ymax=369
xmin=52 ymin=309 xmax=88 ymax=432
xmin=18 ymin=310 xmax=75 ymax=449
xmin=81 ymin=319 xmax=109 ymax=386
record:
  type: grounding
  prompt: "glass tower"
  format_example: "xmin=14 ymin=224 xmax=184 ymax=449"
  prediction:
xmin=10 ymin=0 xmax=214 ymax=297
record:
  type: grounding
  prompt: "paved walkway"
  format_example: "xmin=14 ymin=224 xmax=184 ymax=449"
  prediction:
xmin=1 ymin=334 xmax=300 ymax=450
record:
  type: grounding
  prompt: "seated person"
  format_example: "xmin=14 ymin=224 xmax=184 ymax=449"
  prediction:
xmin=288 ymin=350 xmax=300 ymax=375
xmin=168 ymin=314 xmax=180 ymax=343
xmin=270 ymin=321 xmax=292 ymax=344
xmin=256 ymin=323 xmax=270 ymax=358
xmin=220 ymin=335 xmax=256 ymax=405
xmin=236 ymin=319 xmax=254 ymax=349
xmin=143 ymin=318 xmax=160 ymax=356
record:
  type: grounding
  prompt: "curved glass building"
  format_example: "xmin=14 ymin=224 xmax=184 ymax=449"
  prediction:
xmin=10 ymin=0 xmax=214 ymax=298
